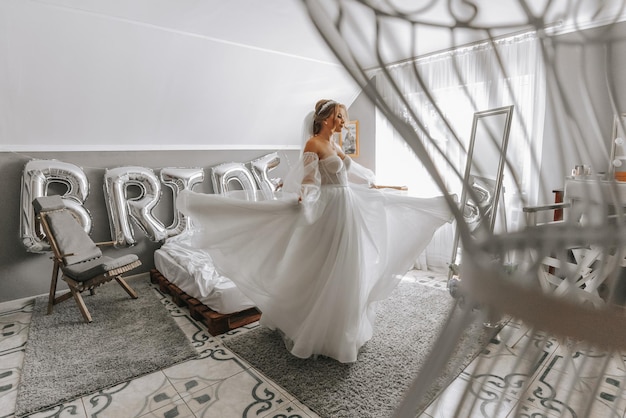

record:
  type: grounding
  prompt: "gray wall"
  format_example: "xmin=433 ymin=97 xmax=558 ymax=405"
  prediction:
xmin=0 ymin=149 xmax=299 ymax=303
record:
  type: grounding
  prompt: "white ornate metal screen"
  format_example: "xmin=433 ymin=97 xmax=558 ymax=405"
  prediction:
xmin=301 ymin=1 xmax=626 ymax=416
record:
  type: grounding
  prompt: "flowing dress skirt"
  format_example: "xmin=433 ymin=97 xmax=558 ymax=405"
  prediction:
xmin=178 ymin=185 xmax=452 ymax=363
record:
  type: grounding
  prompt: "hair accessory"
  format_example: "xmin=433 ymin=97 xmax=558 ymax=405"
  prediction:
xmin=317 ymin=100 xmax=336 ymax=115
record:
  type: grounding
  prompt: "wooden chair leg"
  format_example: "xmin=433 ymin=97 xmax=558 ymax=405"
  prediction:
xmin=115 ymin=276 xmax=138 ymax=299
xmin=47 ymin=262 xmax=61 ymax=315
xmin=70 ymin=287 xmax=92 ymax=323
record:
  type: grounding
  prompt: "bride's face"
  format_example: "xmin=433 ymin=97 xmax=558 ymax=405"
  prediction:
xmin=329 ymin=107 xmax=347 ymax=133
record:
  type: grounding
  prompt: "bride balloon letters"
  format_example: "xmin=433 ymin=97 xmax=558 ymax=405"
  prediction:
xmin=20 ymin=159 xmax=92 ymax=252
xmin=20 ymin=153 xmax=282 ymax=252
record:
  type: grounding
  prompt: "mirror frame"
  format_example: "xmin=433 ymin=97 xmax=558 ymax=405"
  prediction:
xmin=449 ymin=105 xmax=514 ymax=277
xmin=609 ymin=112 xmax=626 ymax=177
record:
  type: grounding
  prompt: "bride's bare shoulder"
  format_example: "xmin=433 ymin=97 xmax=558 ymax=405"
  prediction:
xmin=303 ymin=137 xmax=321 ymax=154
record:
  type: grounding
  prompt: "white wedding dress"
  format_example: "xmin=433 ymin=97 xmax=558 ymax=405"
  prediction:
xmin=177 ymin=153 xmax=453 ymax=363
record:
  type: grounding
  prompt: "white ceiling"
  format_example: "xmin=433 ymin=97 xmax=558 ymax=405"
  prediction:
xmin=2 ymin=0 xmax=624 ymax=151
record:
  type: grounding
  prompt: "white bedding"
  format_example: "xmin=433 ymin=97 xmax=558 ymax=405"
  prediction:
xmin=153 ymin=232 xmax=255 ymax=314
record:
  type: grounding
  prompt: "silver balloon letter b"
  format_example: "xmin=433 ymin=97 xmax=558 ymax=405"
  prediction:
xmin=20 ymin=159 xmax=91 ymax=253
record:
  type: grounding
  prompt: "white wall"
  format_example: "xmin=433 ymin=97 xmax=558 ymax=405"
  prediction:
xmin=539 ymin=23 xmax=626 ymax=202
xmin=0 ymin=0 xmax=361 ymax=151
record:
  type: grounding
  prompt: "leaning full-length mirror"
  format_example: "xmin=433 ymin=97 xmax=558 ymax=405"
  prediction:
xmin=448 ymin=105 xmax=514 ymax=286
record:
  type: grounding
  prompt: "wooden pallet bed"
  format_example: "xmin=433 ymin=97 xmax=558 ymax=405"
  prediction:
xmin=150 ymin=268 xmax=261 ymax=336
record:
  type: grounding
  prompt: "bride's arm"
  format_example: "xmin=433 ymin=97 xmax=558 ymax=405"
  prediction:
xmin=343 ymin=156 xmax=376 ymax=187
xmin=300 ymin=152 xmax=321 ymax=204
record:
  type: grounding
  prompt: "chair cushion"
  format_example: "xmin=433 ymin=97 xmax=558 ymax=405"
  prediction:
xmin=62 ymin=254 xmax=140 ymax=282
xmin=33 ymin=195 xmax=103 ymax=265
xmin=33 ymin=195 xmax=66 ymax=213
xmin=46 ymin=210 xmax=102 ymax=265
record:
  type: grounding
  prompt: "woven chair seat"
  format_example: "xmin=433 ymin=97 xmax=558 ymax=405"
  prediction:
xmin=63 ymin=255 xmax=140 ymax=282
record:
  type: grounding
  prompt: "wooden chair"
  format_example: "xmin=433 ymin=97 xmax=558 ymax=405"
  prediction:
xmin=33 ymin=195 xmax=142 ymax=323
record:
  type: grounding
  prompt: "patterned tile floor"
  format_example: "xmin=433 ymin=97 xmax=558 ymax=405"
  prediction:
xmin=1 ymin=270 xmax=625 ymax=418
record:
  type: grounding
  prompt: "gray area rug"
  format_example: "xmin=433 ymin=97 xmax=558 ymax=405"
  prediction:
xmin=226 ymin=281 xmax=491 ymax=418
xmin=15 ymin=278 xmax=198 ymax=417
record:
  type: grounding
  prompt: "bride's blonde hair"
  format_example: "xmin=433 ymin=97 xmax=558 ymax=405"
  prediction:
xmin=312 ymin=99 xmax=346 ymax=135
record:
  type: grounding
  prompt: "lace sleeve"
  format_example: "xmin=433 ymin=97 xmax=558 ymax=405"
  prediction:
xmin=344 ymin=156 xmax=376 ymax=186
xmin=281 ymin=152 xmax=321 ymax=205
xmin=300 ymin=152 xmax=321 ymax=204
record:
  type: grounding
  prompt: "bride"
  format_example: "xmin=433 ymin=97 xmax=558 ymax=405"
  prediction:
xmin=177 ymin=99 xmax=453 ymax=363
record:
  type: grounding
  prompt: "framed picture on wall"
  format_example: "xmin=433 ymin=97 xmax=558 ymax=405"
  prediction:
xmin=339 ymin=120 xmax=359 ymax=157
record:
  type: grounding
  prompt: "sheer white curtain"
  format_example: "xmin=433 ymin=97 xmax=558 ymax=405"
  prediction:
xmin=374 ymin=32 xmax=546 ymax=272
